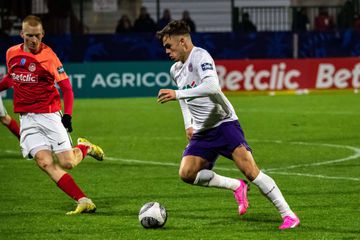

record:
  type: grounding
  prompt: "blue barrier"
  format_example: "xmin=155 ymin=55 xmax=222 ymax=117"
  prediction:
xmin=1 ymin=31 xmax=360 ymax=63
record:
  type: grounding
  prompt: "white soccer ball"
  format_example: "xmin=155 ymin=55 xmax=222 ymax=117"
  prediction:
xmin=138 ymin=202 xmax=167 ymax=228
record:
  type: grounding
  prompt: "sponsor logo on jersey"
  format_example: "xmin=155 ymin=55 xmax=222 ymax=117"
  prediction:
xmin=181 ymin=81 xmax=198 ymax=102
xmin=181 ymin=81 xmax=197 ymax=90
xmin=20 ymin=58 xmax=26 ymax=66
xmin=28 ymin=63 xmax=36 ymax=72
xmin=10 ymin=72 xmax=38 ymax=83
xmin=57 ymin=66 xmax=65 ymax=74
xmin=201 ymin=62 xmax=213 ymax=71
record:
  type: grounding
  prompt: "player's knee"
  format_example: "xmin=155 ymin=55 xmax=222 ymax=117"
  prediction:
xmin=59 ymin=159 xmax=75 ymax=169
xmin=244 ymin=167 xmax=259 ymax=181
xmin=0 ymin=116 xmax=7 ymax=125
xmin=193 ymin=169 xmax=214 ymax=186
xmin=179 ymin=168 xmax=197 ymax=184
xmin=36 ymin=157 xmax=53 ymax=171
xmin=56 ymin=151 xmax=77 ymax=169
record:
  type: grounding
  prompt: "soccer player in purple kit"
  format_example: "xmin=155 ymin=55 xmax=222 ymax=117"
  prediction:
xmin=156 ymin=20 xmax=300 ymax=230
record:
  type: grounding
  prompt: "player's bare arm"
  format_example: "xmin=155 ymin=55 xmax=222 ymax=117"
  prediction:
xmin=157 ymin=89 xmax=176 ymax=103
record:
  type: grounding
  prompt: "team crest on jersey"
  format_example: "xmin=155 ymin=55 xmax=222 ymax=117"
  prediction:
xmin=57 ymin=66 xmax=65 ymax=74
xmin=201 ymin=62 xmax=213 ymax=71
xmin=20 ymin=58 xmax=26 ymax=66
xmin=188 ymin=63 xmax=193 ymax=72
xmin=28 ymin=63 xmax=36 ymax=72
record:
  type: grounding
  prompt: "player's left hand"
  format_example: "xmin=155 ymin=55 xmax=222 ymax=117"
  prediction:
xmin=62 ymin=114 xmax=73 ymax=132
xmin=157 ymin=89 xmax=176 ymax=103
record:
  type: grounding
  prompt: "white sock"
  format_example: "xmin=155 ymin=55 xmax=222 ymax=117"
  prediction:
xmin=252 ymin=171 xmax=295 ymax=218
xmin=194 ymin=170 xmax=240 ymax=191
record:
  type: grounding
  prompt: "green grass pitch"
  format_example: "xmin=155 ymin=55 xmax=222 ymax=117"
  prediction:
xmin=0 ymin=92 xmax=359 ymax=239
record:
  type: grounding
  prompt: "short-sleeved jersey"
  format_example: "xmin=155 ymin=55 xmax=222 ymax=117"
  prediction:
xmin=170 ymin=47 xmax=238 ymax=132
xmin=6 ymin=43 xmax=68 ymax=113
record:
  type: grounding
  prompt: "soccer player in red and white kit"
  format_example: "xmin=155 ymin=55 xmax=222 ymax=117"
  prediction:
xmin=0 ymin=15 xmax=105 ymax=215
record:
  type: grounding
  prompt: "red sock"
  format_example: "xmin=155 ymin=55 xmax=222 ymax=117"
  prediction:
xmin=75 ymin=144 xmax=89 ymax=159
xmin=7 ymin=118 xmax=20 ymax=140
xmin=56 ymin=173 xmax=86 ymax=201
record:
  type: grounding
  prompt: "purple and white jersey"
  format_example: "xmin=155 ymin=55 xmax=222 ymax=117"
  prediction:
xmin=170 ymin=47 xmax=238 ymax=133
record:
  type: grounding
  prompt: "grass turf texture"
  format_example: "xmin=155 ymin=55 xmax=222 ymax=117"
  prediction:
xmin=0 ymin=92 xmax=359 ymax=240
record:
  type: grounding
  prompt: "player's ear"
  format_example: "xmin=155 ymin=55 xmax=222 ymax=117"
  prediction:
xmin=20 ymin=30 xmax=24 ymax=39
xmin=180 ymin=37 xmax=185 ymax=46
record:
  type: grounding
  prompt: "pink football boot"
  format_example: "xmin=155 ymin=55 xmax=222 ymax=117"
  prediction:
xmin=233 ymin=179 xmax=249 ymax=215
xmin=279 ymin=215 xmax=300 ymax=230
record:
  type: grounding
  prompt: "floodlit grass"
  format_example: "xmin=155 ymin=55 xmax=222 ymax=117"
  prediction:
xmin=1 ymin=92 xmax=360 ymax=239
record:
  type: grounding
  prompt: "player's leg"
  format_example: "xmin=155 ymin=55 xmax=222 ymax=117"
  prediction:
xmin=49 ymin=114 xmax=104 ymax=167
xmin=179 ymin=155 xmax=208 ymax=183
xmin=77 ymin=137 xmax=105 ymax=161
xmin=180 ymin=154 xmax=249 ymax=216
xmin=179 ymin=122 xmax=248 ymax=213
xmin=34 ymin=148 xmax=96 ymax=215
xmin=186 ymin=121 xmax=251 ymax=214
xmin=21 ymin=113 xmax=96 ymax=215
xmin=52 ymin=137 xmax=100 ymax=214
xmin=180 ymin=155 xmax=238 ymax=187
xmin=56 ymin=146 xmax=88 ymax=169
xmin=0 ymin=98 xmax=20 ymax=139
xmin=35 ymin=148 xmax=68 ymax=181
xmin=55 ymin=137 xmax=105 ymax=168
xmin=179 ymin=155 xmax=242 ymax=190
xmin=232 ymin=146 xmax=300 ymax=229
xmin=0 ymin=115 xmax=20 ymax=139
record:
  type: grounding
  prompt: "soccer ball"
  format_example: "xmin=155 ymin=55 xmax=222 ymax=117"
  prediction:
xmin=138 ymin=202 xmax=167 ymax=228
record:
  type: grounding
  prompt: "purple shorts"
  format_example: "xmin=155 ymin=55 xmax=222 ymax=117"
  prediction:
xmin=183 ymin=120 xmax=251 ymax=168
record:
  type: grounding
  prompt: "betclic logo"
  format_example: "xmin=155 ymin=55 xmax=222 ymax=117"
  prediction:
xmin=10 ymin=72 xmax=38 ymax=83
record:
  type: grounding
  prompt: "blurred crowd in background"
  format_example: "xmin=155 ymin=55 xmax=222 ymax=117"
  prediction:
xmin=1 ymin=0 xmax=360 ymax=62
xmin=1 ymin=0 xmax=360 ymax=36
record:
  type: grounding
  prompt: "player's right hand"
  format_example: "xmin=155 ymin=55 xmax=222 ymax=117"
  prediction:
xmin=157 ymin=89 xmax=176 ymax=103
xmin=62 ymin=114 xmax=73 ymax=132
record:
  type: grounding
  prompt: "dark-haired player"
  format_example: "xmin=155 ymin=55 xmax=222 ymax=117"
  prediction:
xmin=156 ymin=20 xmax=300 ymax=229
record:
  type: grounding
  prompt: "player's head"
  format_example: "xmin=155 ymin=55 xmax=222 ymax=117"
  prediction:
xmin=21 ymin=15 xmax=44 ymax=54
xmin=156 ymin=20 xmax=193 ymax=62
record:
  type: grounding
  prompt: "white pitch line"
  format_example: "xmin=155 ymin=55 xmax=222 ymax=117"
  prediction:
xmin=237 ymin=108 xmax=360 ymax=116
xmin=106 ymin=156 xmax=238 ymax=172
xmin=106 ymin=156 xmax=360 ymax=182
xmin=261 ymin=141 xmax=360 ymax=171
xmin=106 ymin=156 xmax=178 ymax=167
xmin=3 ymin=140 xmax=360 ymax=182
xmin=265 ymin=171 xmax=360 ymax=181
xmin=95 ymin=140 xmax=360 ymax=182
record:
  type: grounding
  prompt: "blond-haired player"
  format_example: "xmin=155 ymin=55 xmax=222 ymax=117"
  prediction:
xmin=0 ymin=15 xmax=104 ymax=215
